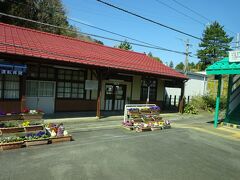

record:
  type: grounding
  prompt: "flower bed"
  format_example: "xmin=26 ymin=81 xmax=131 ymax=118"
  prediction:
xmin=0 ymin=141 xmax=24 ymax=151
xmin=0 ymin=127 xmax=25 ymax=134
xmin=25 ymin=139 xmax=49 ymax=147
xmin=0 ymin=137 xmax=25 ymax=151
xmin=24 ymin=125 xmax=44 ymax=132
xmin=0 ymin=114 xmax=21 ymax=121
xmin=20 ymin=108 xmax=44 ymax=120
xmin=50 ymin=135 xmax=72 ymax=144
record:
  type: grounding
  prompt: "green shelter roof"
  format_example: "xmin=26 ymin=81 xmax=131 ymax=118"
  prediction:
xmin=206 ymin=57 xmax=240 ymax=75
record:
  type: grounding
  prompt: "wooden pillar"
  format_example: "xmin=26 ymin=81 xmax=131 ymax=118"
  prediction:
xmin=179 ymin=81 xmax=185 ymax=113
xmin=96 ymin=71 xmax=102 ymax=118
xmin=20 ymin=75 xmax=26 ymax=112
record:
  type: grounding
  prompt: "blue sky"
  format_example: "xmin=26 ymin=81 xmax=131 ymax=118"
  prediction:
xmin=62 ymin=0 xmax=239 ymax=67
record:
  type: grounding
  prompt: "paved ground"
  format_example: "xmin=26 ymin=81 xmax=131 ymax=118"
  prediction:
xmin=0 ymin=113 xmax=240 ymax=180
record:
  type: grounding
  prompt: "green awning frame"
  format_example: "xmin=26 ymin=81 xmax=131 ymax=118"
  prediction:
xmin=206 ymin=57 xmax=240 ymax=75
xmin=206 ymin=57 xmax=240 ymax=128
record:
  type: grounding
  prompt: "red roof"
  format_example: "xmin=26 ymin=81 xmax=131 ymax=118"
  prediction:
xmin=0 ymin=23 xmax=186 ymax=79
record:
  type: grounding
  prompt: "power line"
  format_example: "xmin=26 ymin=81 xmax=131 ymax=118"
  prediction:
xmin=170 ymin=0 xmax=237 ymax=35
xmin=0 ymin=12 xmax=187 ymax=55
xmin=7 ymin=0 xmax=163 ymax=48
xmin=154 ymin=0 xmax=205 ymax=26
xmin=96 ymin=0 xmax=201 ymax=40
xmin=68 ymin=18 xmax=160 ymax=48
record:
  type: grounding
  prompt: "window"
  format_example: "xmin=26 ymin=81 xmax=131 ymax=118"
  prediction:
xmin=3 ymin=75 xmax=20 ymax=99
xmin=27 ymin=65 xmax=55 ymax=79
xmin=140 ymin=79 xmax=157 ymax=101
xmin=26 ymin=81 xmax=38 ymax=97
xmin=57 ymin=69 xmax=85 ymax=99
xmin=39 ymin=67 xmax=55 ymax=79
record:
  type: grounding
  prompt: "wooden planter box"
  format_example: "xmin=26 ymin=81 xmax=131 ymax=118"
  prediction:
xmin=24 ymin=125 xmax=44 ymax=132
xmin=0 ymin=141 xmax=24 ymax=151
xmin=151 ymin=127 xmax=162 ymax=131
xmin=0 ymin=127 xmax=24 ymax=134
xmin=50 ymin=135 xmax=72 ymax=144
xmin=21 ymin=114 xmax=44 ymax=120
xmin=122 ymin=125 xmax=134 ymax=130
xmin=25 ymin=139 xmax=49 ymax=147
xmin=136 ymin=127 xmax=152 ymax=132
xmin=0 ymin=114 xmax=21 ymax=121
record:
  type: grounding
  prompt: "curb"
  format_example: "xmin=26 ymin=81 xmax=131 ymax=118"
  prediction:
xmin=220 ymin=122 xmax=240 ymax=130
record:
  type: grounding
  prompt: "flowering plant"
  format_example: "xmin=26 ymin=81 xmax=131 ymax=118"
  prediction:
xmin=22 ymin=121 xmax=30 ymax=127
xmin=21 ymin=108 xmax=44 ymax=114
xmin=128 ymin=108 xmax=139 ymax=113
xmin=150 ymin=106 xmax=160 ymax=111
xmin=122 ymin=120 xmax=133 ymax=126
xmin=25 ymin=131 xmax=49 ymax=140
xmin=0 ymin=136 xmax=25 ymax=143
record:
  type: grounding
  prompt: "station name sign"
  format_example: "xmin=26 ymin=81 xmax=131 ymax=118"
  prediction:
xmin=0 ymin=69 xmax=24 ymax=75
xmin=0 ymin=63 xmax=27 ymax=76
xmin=229 ymin=50 xmax=240 ymax=62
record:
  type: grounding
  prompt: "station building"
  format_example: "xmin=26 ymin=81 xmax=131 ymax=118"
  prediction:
xmin=0 ymin=23 xmax=187 ymax=115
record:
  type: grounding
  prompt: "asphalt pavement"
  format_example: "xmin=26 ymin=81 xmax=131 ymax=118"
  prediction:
xmin=0 ymin=113 xmax=240 ymax=180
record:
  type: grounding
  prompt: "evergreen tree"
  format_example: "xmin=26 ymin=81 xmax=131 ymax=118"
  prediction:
xmin=0 ymin=0 xmax=78 ymax=37
xmin=169 ymin=60 xmax=174 ymax=68
xmin=197 ymin=21 xmax=233 ymax=70
xmin=147 ymin=52 xmax=162 ymax=63
xmin=117 ymin=40 xmax=132 ymax=50
xmin=175 ymin=62 xmax=184 ymax=70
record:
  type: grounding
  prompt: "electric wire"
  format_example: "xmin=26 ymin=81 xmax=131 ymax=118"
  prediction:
xmin=96 ymin=0 xmax=201 ymax=40
xmin=0 ymin=12 xmax=187 ymax=55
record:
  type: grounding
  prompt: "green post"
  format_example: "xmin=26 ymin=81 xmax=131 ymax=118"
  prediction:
xmin=225 ymin=75 xmax=233 ymax=122
xmin=214 ymin=75 xmax=222 ymax=128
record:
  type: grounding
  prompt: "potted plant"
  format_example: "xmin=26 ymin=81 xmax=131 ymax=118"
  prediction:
xmin=149 ymin=106 xmax=161 ymax=114
xmin=21 ymin=108 xmax=44 ymax=121
xmin=122 ymin=120 xmax=134 ymax=130
xmin=0 ymin=112 xmax=21 ymax=121
xmin=139 ymin=107 xmax=151 ymax=114
xmin=47 ymin=123 xmax=72 ymax=143
xmin=136 ymin=123 xmax=151 ymax=132
xmin=0 ymin=122 xmax=24 ymax=134
xmin=24 ymin=131 xmax=49 ymax=147
xmin=0 ymin=136 xmax=24 ymax=151
xmin=22 ymin=121 xmax=44 ymax=132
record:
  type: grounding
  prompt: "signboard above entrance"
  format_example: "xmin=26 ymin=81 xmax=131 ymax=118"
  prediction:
xmin=0 ymin=63 xmax=27 ymax=75
xmin=229 ymin=51 xmax=240 ymax=62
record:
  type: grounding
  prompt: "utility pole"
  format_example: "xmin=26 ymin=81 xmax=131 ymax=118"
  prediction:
xmin=236 ymin=33 xmax=240 ymax=50
xmin=184 ymin=39 xmax=190 ymax=74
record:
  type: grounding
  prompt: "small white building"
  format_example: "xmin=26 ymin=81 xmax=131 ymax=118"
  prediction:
xmin=165 ymin=71 xmax=207 ymax=105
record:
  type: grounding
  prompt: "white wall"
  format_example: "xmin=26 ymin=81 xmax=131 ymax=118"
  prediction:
xmin=165 ymin=73 xmax=207 ymax=98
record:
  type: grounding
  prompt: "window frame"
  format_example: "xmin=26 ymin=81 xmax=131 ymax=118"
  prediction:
xmin=56 ymin=69 xmax=86 ymax=99
xmin=140 ymin=78 xmax=158 ymax=101
xmin=0 ymin=74 xmax=20 ymax=100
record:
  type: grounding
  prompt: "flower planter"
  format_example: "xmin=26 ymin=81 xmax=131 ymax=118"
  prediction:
xmin=136 ymin=127 xmax=152 ymax=132
xmin=0 ymin=114 xmax=21 ymax=121
xmin=151 ymin=127 xmax=162 ymax=131
xmin=25 ymin=139 xmax=49 ymax=147
xmin=0 ymin=141 xmax=24 ymax=151
xmin=0 ymin=127 xmax=24 ymax=134
xmin=21 ymin=114 xmax=43 ymax=120
xmin=50 ymin=135 xmax=72 ymax=144
xmin=24 ymin=125 xmax=44 ymax=132
xmin=122 ymin=125 xmax=134 ymax=130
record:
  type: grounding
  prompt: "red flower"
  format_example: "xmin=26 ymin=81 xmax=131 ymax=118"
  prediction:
xmin=22 ymin=108 xmax=30 ymax=113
